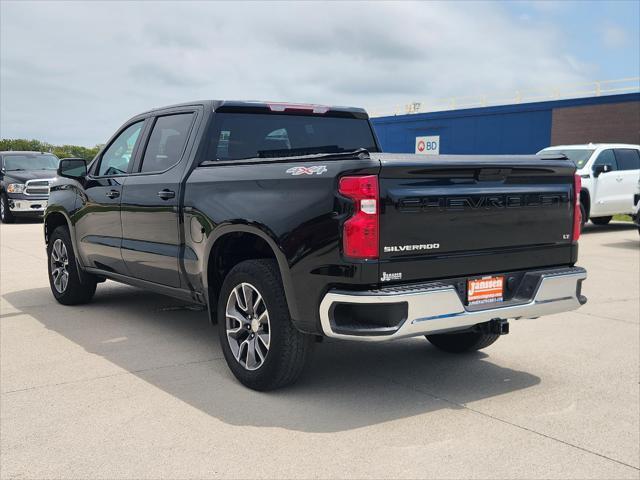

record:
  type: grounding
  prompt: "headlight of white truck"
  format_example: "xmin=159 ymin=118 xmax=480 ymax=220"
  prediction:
xmin=7 ymin=183 xmax=26 ymax=194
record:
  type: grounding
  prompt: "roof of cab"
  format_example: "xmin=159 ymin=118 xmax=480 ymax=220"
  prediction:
xmin=138 ymin=100 xmax=368 ymax=118
xmin=540 ymin=143 xmax=640 ymax=150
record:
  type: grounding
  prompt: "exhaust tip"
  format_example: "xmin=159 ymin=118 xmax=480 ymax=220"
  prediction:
xmin=489 ymin=318 xmax=510 ymax=335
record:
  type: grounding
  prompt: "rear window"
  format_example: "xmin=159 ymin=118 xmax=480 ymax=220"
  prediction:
xmin=209 ymin=113 xmax=378 ymax=161
xmin=541 ymin=149 xmax=594 ymax=168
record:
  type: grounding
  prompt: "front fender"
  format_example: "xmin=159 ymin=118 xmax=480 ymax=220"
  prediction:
xmin=43 ymin=207 xmax=86 ymax=278
xmin=45 ymin=182 xmax=85 ymax=277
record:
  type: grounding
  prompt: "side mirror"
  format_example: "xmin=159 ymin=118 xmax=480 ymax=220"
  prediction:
xmin=57 ymin=158 xmax=87 ymax=180
xmin=592 ymin=164 xmax=611 ymax=178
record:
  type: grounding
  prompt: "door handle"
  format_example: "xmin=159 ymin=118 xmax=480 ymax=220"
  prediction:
xmin=157 ymin=189 xmax=175 ymax=200
xmin=616 ymin=177 xmax=623 ymax=182
xmin=106 ymin=189 xmax=120 ymax=199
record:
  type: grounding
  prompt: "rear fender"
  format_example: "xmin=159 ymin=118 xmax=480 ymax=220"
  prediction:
xmin=202 ymin=223 xmax=300 ymax=325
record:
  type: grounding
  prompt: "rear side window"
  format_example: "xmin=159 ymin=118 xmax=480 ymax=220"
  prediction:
xmin=614 ymin=149 xmax=640 ymax=171
xmin=140 ymin=113 xmax=194 ymax=173
xmin=209 ymin=113 xmax=378 ymax=161
xmin=593 ymin=149 xmax=617 ymax=171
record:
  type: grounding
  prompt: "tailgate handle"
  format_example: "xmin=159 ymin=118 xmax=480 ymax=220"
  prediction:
xmin=477 ymin=168 xmax=511 ymax=181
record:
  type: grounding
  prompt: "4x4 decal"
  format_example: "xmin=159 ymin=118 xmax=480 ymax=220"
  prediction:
xmin=285 ymin=165 xmax=327 ymax=176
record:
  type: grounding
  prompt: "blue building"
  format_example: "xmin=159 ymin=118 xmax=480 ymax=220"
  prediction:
xmin=371 ymin=93 xmax=640 ymax=155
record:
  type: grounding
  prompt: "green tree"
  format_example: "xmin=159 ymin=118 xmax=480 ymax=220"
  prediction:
xmin=0 ymin=138 xmax=101 ymax=161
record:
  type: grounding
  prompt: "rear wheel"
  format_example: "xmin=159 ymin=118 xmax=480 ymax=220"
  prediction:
xmin=591 ymin=216 xmax=612 ymax=225
xmin=426 ymin=330 xmax=500 ymax=353
xmin=0 ymin=194 xmax=15 ymax=223
xmin=47 ymin=226 xmax=97 ymax=305
xmin=217 ymin=259 xmax=314 ymax=390
xmin=579 ymin=203 xmax=586 ymax=231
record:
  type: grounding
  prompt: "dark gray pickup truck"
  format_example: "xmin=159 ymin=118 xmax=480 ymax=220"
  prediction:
xmin=1 ymin=151 xmax=59 ymax=223
xmin=44 ymin=100 xmax=587 ymax=390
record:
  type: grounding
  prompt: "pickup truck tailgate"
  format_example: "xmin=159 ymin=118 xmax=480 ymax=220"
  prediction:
xmin=375 ymin=153 xmax=577 ymax=282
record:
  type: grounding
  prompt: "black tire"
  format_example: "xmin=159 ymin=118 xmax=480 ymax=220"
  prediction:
xmin=0 ymin=193 xmax=15 ymax=223
xmin=591 ymin=216 xmax=612 ymax=225
xmin=579 ymin=203 xmax=586 ymax=231
xmin=426 ymin=330 xmax=500 ymax=353
xmin=217 ymin=259 xmax=314 ymax=391
xmin=47 ymin=226 xmax=97 ymax=305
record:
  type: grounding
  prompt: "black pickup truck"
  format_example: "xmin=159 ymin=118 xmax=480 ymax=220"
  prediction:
xmin=1 ymin=151 xmax=59 ymax=223
xmin=44 ymin=100 xmax=587 ymax=390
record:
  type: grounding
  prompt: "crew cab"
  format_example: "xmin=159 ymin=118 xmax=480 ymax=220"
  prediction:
xmin=44 ymin=101 xmax=587 ymax=390
xmin=1 ymin=151 xmax=59 ymax=223
xmin=538 ymin=144 xmax=640 ymax=227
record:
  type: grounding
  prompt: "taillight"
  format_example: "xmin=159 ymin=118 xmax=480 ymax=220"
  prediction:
xmin=573 ymin=174 xmax=582 ymax=241
xmin=339 ymin=175 xmax=379 ymax=259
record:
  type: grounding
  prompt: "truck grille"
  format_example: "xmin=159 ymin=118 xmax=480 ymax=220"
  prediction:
xmin=24 ymin=179 xmax=52 ymax=196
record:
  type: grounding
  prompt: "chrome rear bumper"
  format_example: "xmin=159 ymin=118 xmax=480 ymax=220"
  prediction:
xmin=319 ymin=266 xmax=587 ymax=341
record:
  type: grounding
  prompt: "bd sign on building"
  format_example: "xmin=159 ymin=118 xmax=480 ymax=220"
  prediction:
xmin=415 ymin=135 xmax=440 ymax=155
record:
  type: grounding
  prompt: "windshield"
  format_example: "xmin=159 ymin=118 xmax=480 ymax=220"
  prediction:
xmin=541 ymin=149 xmax=594 ymax=168
xmin=210 ymin=113 xmax=378 ymax=161
xmin=2 ymin=154 xmax=59 ymax=171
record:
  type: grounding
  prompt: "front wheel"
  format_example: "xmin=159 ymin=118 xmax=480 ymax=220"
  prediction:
xmin=217 ymin=259 xmax=314 ymax=390
xmin=426 ymin=331 xmax=500 ymax=353
xmin=0 ymin=194 xmax=15 ymax=223
xmin=591 ymin=216 xmax=612 ymax=225
xmin=47 ymin=226 xmax=97 ymax=305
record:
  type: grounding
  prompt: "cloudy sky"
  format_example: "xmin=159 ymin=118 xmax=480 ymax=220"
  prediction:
xmin=1 ymin=0 xmax=638 ymax=146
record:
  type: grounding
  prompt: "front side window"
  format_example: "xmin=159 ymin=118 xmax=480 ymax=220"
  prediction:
xmin=209 ymin=113 xmax=378 ymax=161
xmin=98 ymin=121 xmax=143 ymax=176
xmin=2 ymin=153 xmax=59 ymax=171
xmin=614 ymin=149 xmax=640 ymax=171
xmin=140 ymin=113 xmax=194 ymax=173
xmin=593 ymin=149 xmax=617 ymax=171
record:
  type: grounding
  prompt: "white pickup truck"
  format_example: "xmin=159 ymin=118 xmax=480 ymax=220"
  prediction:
xmin=539 ymin=144 xmax=640 ymax=227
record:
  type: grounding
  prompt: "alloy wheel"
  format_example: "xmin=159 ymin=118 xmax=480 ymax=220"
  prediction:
xmin=50 ymin=239 xmax=70 ymax=293
xmin=225 ymin=282 xmax=271 ymax=371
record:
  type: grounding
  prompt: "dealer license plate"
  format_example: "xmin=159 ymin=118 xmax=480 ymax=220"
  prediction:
xmin=467 ymin=275 xmax=504 ymax=305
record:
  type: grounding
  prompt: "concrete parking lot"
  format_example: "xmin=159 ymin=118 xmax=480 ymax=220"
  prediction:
xmin=1 ymin=221 xmax=638 ymax=479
